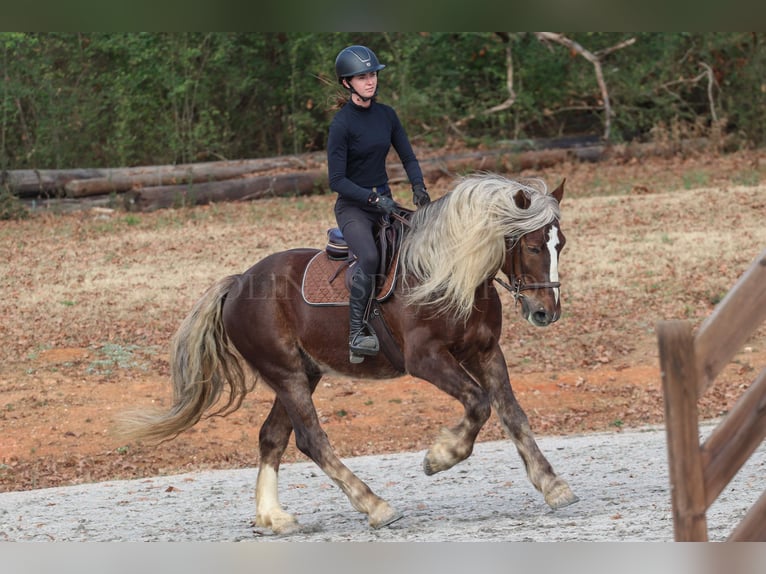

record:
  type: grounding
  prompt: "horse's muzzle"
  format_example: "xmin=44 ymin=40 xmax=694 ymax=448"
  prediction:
xmin=520 ymin=297 xmax=559 ymax=327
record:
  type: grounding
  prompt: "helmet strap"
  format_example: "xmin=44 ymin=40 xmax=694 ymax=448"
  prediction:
xmin=343 ymin=78 xmax=377 ymax=103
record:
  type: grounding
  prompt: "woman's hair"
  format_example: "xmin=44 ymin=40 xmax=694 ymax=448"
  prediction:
xmin=333 ymin=89 xmax=348 ymax=110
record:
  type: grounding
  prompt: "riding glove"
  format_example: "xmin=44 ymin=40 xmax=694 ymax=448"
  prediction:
xmin=368 ymin=192 xmax=396 ymax=215
xmin=412 ymin=182 xmax=431 ymax=207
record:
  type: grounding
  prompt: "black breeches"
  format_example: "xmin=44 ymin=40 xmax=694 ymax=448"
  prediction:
xmin=335 ymin=205 xmax=380 ymax=277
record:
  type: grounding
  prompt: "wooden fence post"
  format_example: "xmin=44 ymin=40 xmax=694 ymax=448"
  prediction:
xmin=658 ymin=320 xmax=708 ymax=541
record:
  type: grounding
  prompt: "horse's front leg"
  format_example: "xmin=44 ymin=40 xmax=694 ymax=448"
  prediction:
xmin=480 ymin=346 xmax=578 ymax=509
xmin=407 ymin=347 xmax=492 ymax=475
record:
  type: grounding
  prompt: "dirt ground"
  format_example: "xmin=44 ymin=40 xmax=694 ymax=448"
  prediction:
xmin=1 ymin=148 xmax=765 ymax=493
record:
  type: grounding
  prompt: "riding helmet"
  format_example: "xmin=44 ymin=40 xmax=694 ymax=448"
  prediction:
xmin=335 ymin=45 xmax=386 ymax=83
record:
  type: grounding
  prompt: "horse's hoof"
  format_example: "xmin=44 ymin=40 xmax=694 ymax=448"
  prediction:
xmin=378 ymin=510 xmax=403 ymax=529
xmin=422 ymin=456 xmax=438 ymax=476
xmin=255 ymin=512 xmax=301 ymax=535
xmin=422 ymin=429 xmax=468 ymax=476
xmin=544 ymin=479 xmax=580 ymax=509
xmin=369 ymin=503 xmax=403 ymax=529
xmin=548 ymin=492 xmax=579 ymax=510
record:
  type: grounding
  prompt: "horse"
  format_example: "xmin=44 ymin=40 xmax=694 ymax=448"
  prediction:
xmin=120 ymin=173 xmax=578 ymax=534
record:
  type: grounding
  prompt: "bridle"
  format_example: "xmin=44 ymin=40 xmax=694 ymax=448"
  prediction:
xmin=493 ymin=275 xmax=561 ymax=302
xmin=493 ymin=232 xmax=561 ymax=303
xmin=393 ymin=207 xmax=562 ymax=303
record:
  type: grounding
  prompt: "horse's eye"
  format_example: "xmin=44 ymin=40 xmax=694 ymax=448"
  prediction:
xmin=527 ymin=246 xmax=542 ymax=254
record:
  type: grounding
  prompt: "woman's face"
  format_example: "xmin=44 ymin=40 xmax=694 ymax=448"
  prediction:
xmin=347 ymin=72 xmax=378 ymax=100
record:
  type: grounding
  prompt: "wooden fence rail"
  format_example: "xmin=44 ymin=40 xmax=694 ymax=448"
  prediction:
xmin=658 ymin=246 xmax=766 ymax=541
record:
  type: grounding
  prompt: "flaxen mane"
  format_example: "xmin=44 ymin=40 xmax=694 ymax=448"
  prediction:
xmin=399 ymin=174 xmax=561 ymax=320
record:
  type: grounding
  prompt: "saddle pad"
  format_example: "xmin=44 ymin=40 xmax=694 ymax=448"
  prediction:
xmin=301 ymin=250 xmax=399 ymax=306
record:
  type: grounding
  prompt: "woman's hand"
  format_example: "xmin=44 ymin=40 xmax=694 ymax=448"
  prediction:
xmin=412 ymin=183 xmax=430 ymax=207
xmin=368 ymin=192 xmax=396 ymax=215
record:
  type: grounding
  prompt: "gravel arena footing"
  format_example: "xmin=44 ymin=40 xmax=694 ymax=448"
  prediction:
xmin=2 ymin=423 xmax=764 ymax=542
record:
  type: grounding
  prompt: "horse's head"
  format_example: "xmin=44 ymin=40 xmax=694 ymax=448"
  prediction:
xmin=500 ymin=180 xmax=566 ymax=327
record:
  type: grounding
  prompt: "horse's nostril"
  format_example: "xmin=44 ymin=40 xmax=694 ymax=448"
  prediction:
xmin=532 ymin=310 xmax=550 ymax=325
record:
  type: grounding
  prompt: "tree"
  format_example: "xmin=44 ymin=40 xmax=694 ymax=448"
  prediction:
xmin=0 ymin=33 xmax=762 ymax=172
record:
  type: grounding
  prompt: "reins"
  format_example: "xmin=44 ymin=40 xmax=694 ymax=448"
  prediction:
xmin=390 ymin=210 xmax=412 ymax=228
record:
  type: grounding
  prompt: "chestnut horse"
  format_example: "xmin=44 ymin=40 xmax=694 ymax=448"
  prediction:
xmin=121 ymin=174 xmax=578 ymax=533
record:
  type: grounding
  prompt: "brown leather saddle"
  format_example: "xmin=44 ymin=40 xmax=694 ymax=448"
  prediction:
xmin=300 ymin=213 xmax=410 ymax=373
xmin=301 ymin=216 xmax=405 ymax=307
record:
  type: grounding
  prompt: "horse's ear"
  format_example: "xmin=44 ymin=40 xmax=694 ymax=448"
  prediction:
xmin=513 ymin=189 xmax=531 ymax=209
xmin=551 ymin=179 xmax=565 ymax=204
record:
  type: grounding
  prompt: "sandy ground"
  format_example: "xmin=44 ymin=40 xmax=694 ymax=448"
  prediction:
xmin=2 ymin=422 xmax=764 ymax=542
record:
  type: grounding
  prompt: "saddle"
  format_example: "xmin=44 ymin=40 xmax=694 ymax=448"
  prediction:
xmin=301 ymin=215 xmax=406 ymax=307
xmin=300 ymin=212 xmax=410 ymax=373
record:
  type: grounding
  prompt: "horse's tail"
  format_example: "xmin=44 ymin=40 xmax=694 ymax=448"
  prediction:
xmin=118 ymin=274 xmax=254 ymax=443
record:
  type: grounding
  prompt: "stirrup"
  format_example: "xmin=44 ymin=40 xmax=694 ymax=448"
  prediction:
xmin=349 ymin=332 xmax=379 ymax=363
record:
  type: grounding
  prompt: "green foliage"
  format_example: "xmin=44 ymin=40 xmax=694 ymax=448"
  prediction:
xmin=0 ymin=187 xmax=28 ymax=220
xmin=0 ymin=32 xmax=763 ymax=171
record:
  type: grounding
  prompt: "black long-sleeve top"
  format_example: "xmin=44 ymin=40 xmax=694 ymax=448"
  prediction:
xmin=327 ymin=99 xmax=424 ymax=205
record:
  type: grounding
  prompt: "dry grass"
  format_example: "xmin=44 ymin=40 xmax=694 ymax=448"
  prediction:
xmin=1 ymin=152 xmax=765 ymax=372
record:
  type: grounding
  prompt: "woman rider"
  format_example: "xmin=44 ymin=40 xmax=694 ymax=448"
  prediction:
xmin=327 ymin=45 xmax=430 ymax=362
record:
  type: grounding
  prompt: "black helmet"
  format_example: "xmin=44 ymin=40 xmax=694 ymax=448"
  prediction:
xmin=335 ymin=45 xmax=386 ymax=83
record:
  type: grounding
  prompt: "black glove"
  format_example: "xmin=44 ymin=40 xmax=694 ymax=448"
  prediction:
xmin=412 ymin=182 xmax=430 ymax=207
xmin=368 ymin=192 xmax=396 ymax=215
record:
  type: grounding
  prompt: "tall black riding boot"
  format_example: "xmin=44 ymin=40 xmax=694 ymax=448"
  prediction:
xmin=348 ymin=268 xmax=379 ymax=363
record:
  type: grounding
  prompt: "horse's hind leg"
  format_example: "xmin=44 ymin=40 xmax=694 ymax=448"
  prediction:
xmin=254 ymin=397 xmax=302 ymax=534
xmin=261 ymin=372 xmax=401 ymax=530
xmin=481 ymin=347 xmax=578 ymax=509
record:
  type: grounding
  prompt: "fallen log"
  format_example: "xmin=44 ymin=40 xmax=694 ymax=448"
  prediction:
xmin=123 ymin=148 xmax=586 ymax=212
xmin=4 ymin=168 xmax=111 ymax=198
xmin=9 ymin=139 xmax=718 ymax=212
xmin=125 ymin=170 xmax=328 ymax=212
xmin=6 ymin=145 xmax=591 ymax=200
xmin=65 ymin=164 xmax=290 ymax=198
xmin=6 ymin=138 xmax=716 ymax=202
xmin=399 ymin=147 xmax=590 ymax=182
xmin=5 ymin=153 xmax=326 ymax=198
xmin=112 ymin=147 xmax=608 ymax=212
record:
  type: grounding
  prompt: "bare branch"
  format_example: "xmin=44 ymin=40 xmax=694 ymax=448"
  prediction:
xmin=486 ymin=43 xmax=517 ymax=114
xmin=655 ymin=62 xmax=719 ymax=122
xmin=455 ymin=39 xmax=516 ymax=128
xmin=698 ymin=61 xmax=718 ymax=122
xmin=454 ymin=32 xmax=635 ymax=140
xmin=596 ymin=37 xmax=637 ymax=58
xmin=535 ymin=32 xmax=614 ymax=140
xmin=658 ymin=72 xmax=708 ymax=92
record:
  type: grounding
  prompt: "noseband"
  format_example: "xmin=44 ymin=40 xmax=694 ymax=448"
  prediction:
xmin=493 ymin=234 xmax=561 ymax=302
xmin=493 ymin=275 xmax=561 ymax=301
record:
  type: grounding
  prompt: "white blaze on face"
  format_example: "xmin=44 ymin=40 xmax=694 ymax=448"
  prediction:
xmin=546 ymin=225 xmax=560 ymax=303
